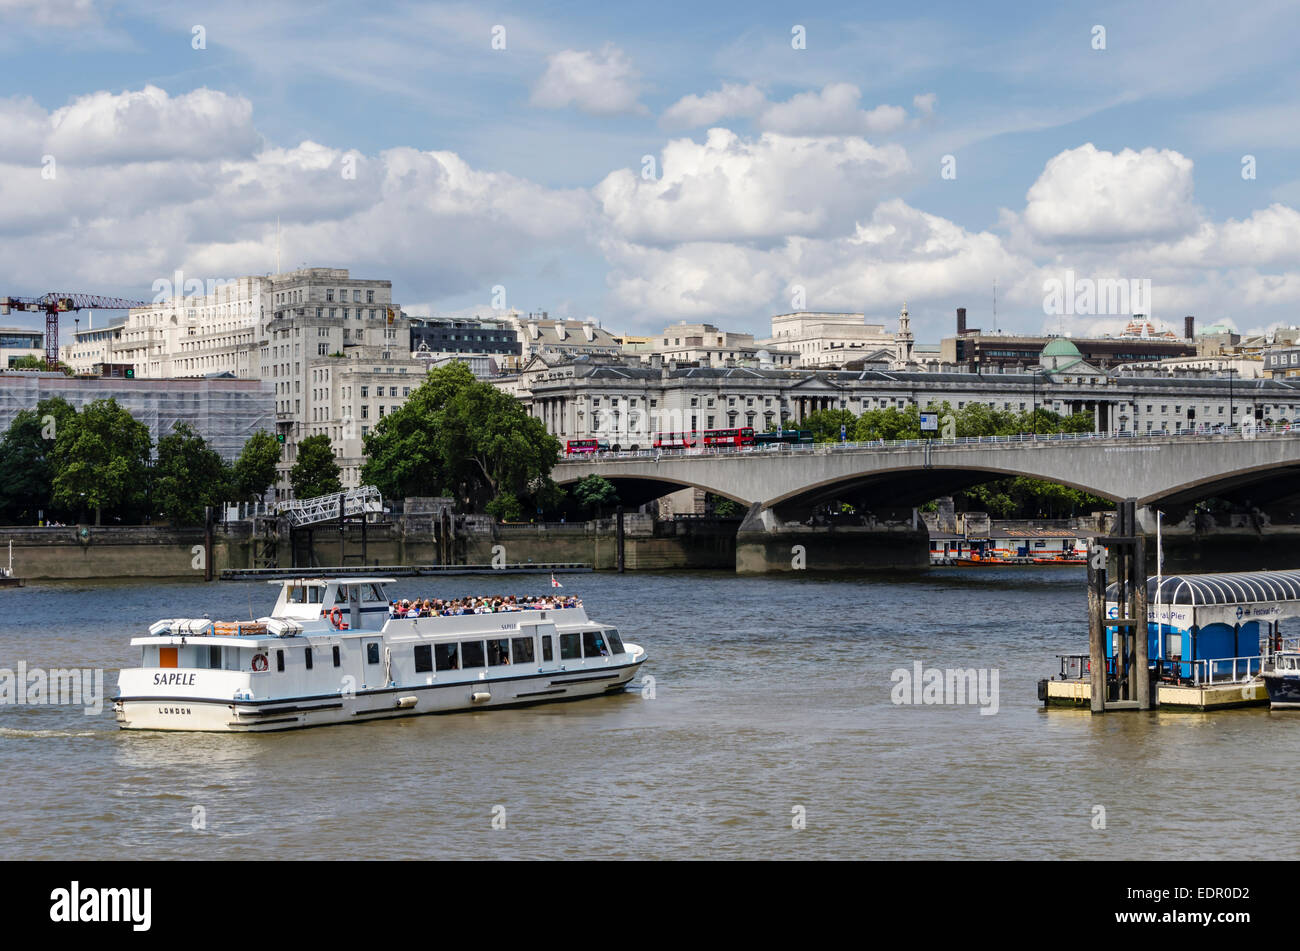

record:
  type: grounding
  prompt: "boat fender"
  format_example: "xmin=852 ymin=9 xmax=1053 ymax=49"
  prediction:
xmin=251 ymin=653 xmax=269 ymax=673
xmin=471 ymin=691 xmax=491 ymax=703
xmin=396 ymin=696 xmax=418 ymax=709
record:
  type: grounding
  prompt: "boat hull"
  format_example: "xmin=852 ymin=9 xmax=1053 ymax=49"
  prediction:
xmin=1263 ymin=671 xmax=1300 ymax=709
xmin=115 ymin=657 xmax=646 ymax=732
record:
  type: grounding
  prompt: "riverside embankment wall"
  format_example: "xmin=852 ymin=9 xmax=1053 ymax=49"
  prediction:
xmin=1 ymin=517 xmax=741 ymax=580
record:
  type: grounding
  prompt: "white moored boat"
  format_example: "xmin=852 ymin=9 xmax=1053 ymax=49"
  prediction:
xmin=114 ymin=578 xmax=647 ymax=732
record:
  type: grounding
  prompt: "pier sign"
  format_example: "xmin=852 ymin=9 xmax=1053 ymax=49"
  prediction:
xmin=1112 ymin=600 xmax=1297 ymax=630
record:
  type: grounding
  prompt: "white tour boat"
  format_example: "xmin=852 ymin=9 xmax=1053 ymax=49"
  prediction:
xmin=114 ymin=578 xmax=647 ymax=732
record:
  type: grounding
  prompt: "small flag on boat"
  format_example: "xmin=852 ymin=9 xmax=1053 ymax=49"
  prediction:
xmin=551 ymin=573 xmax=563 ymax=588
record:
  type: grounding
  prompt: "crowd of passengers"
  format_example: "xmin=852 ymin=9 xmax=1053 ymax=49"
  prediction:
xmin=388 ymin=595 xmax=581 ymax=618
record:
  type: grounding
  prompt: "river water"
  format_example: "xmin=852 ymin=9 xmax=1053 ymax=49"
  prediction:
xmin=0 ymin=569 xmax=1286 ymax=860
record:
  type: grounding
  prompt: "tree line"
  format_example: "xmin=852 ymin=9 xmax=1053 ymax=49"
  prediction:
xmin=0 ymin=397 xmax=284 ymax=526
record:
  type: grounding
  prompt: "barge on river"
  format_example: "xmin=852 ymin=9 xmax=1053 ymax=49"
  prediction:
xmin=1041 ymin=569 xmax=1300 ymax=711
xmin=114 ymin=578 xmax=646 ymax=732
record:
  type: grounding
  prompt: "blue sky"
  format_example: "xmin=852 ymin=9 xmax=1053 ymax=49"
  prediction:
xmin=1 ymin=0 xmax=1298 ymax=344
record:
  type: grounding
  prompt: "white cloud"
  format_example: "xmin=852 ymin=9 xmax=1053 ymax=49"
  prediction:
xmin=1021 ymin=143 xmax=1198 ymax=243
xmin=912 ymin=92 xmax=937 ymax=115
xmin=0 ymin=86 xmax=262 ymax=166
xmin=602 ymin=198 xmax=1027 ymax=325
xmin=594 ymin=128 xmax=912 ymax=245
xmin=0 ymin=0 xmax=96 ymax=27
xmin=660 ymin=82 xmax=766 ymax=129
xmin=530 ymin=44 xmax=645 ymax=116
xmin=757 ymin=83 xmax=907 ymax=136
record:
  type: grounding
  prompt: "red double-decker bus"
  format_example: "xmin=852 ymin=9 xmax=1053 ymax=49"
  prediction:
xmin=653 ymin=431 xmax=699 ymax=449
xmin=565 ymin=438 xmax=599 ymax=454
xmin=703 ymin=427 xmax=755 ymax=448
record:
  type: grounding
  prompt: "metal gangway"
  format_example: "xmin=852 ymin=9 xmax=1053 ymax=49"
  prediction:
xmin=275 ymin=485 xmax=384 ymax=528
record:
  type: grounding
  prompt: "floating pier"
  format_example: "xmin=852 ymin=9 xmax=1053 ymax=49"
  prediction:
xmin=220 ymin=563 xmax=592 ymax=581
xmin=1042 ymin=508 xmax=1300 ymax=712
xmin=1041 ymin=669 xmax=1269 ymax=711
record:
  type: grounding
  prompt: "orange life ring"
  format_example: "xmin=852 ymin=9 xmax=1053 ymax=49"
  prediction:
xmin=329 ymin=606 xmax=343 ymax=629
xmin=251 ymin=653 xmax=269 ymax=672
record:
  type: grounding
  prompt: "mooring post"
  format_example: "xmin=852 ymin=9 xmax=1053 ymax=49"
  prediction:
xmin=616 ymin=505 xmax=625 ymax=574
xmin=1087 ymin=551 xmax=1106 ymax=713
xmin=1134 ymin=532 xmax=1151 ymax=709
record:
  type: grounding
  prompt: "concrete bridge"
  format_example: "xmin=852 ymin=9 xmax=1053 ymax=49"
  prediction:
xmin=555 ymin=431 xmax=1300 ymax=571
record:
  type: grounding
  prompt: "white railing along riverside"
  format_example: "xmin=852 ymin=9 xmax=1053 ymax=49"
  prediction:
xmin=275 ymin=485 xmax=383 ymax=528
xmin=559 ymin=422 xmax=1300 ymax=462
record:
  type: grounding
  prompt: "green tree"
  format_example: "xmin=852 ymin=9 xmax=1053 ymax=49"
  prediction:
xmin=572 ymin=475 xmax=619 ymax=516
xmin=362 ymin=362 xmax=562 ymax=514
xmin=707 ymin=493 xmax=743 ymax=517
xmin=232 ymin=430 xmax=282 ymax=501
xmin=854 ymin=405 xmax=922 ymax=441
xmin=153 ymin=423 xmax=231 ymax=525
xmin=290 ymin=434 xmax=342 ymax=499
xmin=50 ymin=398 xmax=152 ymax=525
xmin=803 ymin=408 xmax=858 ymax=442
xmin=8 ymin=355 xmax=72 ymax=374
xmin=0 ymin=396 xmax=76 ymax=524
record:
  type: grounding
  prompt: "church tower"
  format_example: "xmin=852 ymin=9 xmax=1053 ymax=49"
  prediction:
xmin=894 ymin=301 xmax=914 ymax=366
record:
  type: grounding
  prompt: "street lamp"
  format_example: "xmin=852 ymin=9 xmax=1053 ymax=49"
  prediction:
xmin=1228 ymin=367 xmax=1235 ymax=431
xmin=1031 ymin=369 xmax=1038 ymax=437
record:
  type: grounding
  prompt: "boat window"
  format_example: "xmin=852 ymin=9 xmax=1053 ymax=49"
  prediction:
xmin=305 ymin=647 xmax=313 ymax=670
xmin=367 ymin=584 xmax=386 ymax=603
xmin=208 ymin=645 xmax=222 ymax=668
xmin=276 ymin=650 xmax=285 ymax=672
xmin=487 ymin=639 xmax=511 ymax=666
xmin=605 ymin=629 xmax=625 ymax=655
xmin=414 ymin=645 xmax=433 ymax=673
xmin=366 ymin=643 xmax=380 ymax=665
xmin=461 ymin=641 xmax=486 ymax=668
xmin=583 ymin=630 xmax=609 ymax=658
xmin=559 ymin=633 xmax=581 ymax=660
xmin=511 ymin=636 xmax=535 ymax=664
xmin=224 ymin=647 xmax=241 ymax=671
xmin=435 ymin=643 xmax=460 ymax=671
xmin=333 ymin=645 xmax=340 ymax=668
xmin=541 ymin=635 xmax=553 ymax=662
xmin=287 ymin=585 xmax=322 ymax=604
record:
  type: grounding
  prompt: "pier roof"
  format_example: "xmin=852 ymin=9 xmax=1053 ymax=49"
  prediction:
xmin=1121 ymin=569 xmax=1300 ymax=605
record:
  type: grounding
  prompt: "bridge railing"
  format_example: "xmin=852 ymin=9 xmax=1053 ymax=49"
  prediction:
xmin=560 ymin=422 xmax=1300 ymax=462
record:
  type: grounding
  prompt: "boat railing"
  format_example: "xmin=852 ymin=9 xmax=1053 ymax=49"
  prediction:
xmin=1188 ymin=655 xmax=1263 ymax=686
xmin=1056 ymin=654 xmax=1091 ymax=680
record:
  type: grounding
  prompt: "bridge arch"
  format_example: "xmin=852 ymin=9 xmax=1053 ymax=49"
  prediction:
xmin=763 ymin=463 xmax=1120 ymax=518
xmin=551 ymin=469 xmax=753 ymax=508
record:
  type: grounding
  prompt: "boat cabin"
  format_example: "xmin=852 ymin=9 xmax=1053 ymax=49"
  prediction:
xmin=271 ymin=577 xmax=393 ymax=630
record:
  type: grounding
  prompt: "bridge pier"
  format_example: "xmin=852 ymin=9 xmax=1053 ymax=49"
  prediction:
xmin=735 ymin=503 xmax=928 ymax=574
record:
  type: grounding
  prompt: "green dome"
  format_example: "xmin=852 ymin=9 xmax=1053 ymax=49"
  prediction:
xmin=1041 ymin=337 xmax=1082 ymax=358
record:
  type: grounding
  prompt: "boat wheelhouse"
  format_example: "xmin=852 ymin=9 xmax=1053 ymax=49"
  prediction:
xmin=114 ymin=578 xmax=647 ymax=732
xmin=1043 ymin=569 xmax=1300 ymax=710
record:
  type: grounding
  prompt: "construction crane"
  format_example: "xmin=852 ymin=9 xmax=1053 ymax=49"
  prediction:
xmin=0 ymin=292 xmax=150 ymax=369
